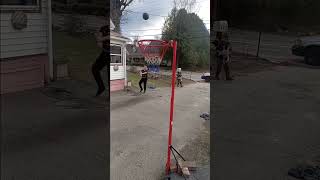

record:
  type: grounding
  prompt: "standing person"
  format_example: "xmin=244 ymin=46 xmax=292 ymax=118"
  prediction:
xmin=176 ymin=68 xmax=183 ymax=87
xmin=223 ymin=34 xmax=232 ymax=66
xmin=92 ymin=25 xmax=109 ymax=96
xmin=213 ymin=32 xmax=233 ymax=81
xmin=139 ymin=65 xmax=148 ymax=93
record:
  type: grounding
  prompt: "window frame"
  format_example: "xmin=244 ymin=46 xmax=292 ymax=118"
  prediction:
xmin=0 ymin=0 xmax=41 ymax=13
xmin=110 ymin=44 xmax=123 ymax=66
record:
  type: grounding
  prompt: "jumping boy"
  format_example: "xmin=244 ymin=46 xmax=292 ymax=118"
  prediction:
xmin=92 ymin=25 xmax=109 ymax=97
xmin=139 ymin=65 xmax=148 ymax=93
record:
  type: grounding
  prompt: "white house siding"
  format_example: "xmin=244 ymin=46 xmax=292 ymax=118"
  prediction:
xmin=0 ymin=0 xmax=50 ymax=94
xmin=110 ymin=66 xmax=125 ymax=80
xmin=110 ymin=39 xmax=127 ymax=82
xmin=0 ymin=0 xmax=48 ymax=59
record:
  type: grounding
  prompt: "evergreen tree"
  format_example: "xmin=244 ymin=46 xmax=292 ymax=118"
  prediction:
xmin=162 ymin=8 xmax=209 ymax=69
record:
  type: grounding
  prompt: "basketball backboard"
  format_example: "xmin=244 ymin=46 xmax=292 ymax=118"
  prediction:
xmin=213 ymin=20 xmax=228 ymax=32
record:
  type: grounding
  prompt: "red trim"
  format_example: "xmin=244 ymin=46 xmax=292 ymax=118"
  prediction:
xmin=0 ymin=54 xmax=49 ymax=94
xmin=110 ymin=79 xmax=125 ymax=92
xmin=0 ymin=53 xmax=48 ymax=61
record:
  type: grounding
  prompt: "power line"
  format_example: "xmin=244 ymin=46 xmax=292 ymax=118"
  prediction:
xmin=134 ymin=0 xmax=165 ymax=5
xmin=123 ymin=28 xmax=163 ymax=31
xmin=123 ymin=30 xmax=210 ymax=37
xmin=123 ymin=27 xmax=210 ymax=32
xmin=133 ymin=6 xmax=172 ymax=12
xmin=131 ymin=0 xmax=209 ymax=11
xmin=121 ymin=17 xmax=211 ymax=25
xmin=130 ymin=2 xmax=172 ymax=12
xmin=125 ymin=34 xmax=209 ymax=38
xmin=124 ymin=32 xmax=210 ymax=39
xmin=126 ymin=0 xmax=211 ymax=20
xmin=125 ymin=9 xmax=210 ymax=22
xmin=125 ymin=9 xmax=167 ymax=17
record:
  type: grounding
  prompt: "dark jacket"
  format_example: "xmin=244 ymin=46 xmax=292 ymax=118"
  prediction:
xmin=213 ymin=39 xmax=232 ymax=62
xmin=141 ymin=69 xmax=148 ymax=79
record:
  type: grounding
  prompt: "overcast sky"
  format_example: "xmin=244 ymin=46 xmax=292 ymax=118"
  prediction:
xmin=120 ymin=0 xmax=210 ymax=41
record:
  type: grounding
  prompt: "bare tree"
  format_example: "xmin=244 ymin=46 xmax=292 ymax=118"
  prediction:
xmin=111 ymin=0 xmax=135 ymax=32
xmin=173 ymin=0 xmax=198 ymax=12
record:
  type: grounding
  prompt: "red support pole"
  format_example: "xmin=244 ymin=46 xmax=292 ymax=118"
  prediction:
xmin=166 ymin=40 xmax=178 ymax=175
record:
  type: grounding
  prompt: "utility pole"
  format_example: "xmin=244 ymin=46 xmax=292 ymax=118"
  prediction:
xmin=210 ymin=2 xmax=217 ymax=180
xmin=212 ymin=0 xmax=218 ymax=21
xmin=211 ymin=0 xmax=218 ymax=74
xmin=210 ymin=0 xmax=218 ymax=179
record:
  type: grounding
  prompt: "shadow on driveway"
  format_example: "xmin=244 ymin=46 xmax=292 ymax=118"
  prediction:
xmin=1 ymin=80 xmax=109 ymax=180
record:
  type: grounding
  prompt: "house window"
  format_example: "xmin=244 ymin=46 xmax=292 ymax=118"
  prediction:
xmin=0 ymin=0 xmax=41 ymax=11
xmin=111 ymin=44 xmax=122 ymax=65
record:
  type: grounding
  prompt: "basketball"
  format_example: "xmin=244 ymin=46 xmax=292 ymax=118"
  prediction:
xmin=143 ymin=13 xmax=149 ymax=20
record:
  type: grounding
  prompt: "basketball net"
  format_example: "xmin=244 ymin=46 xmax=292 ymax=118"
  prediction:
xmin=144 ymin=56 xmax=162 ymax=66
xmin=136 ymin=40 xmax=170 ymax=65
xmin=137 ymin=40 xmax=170 ymax=79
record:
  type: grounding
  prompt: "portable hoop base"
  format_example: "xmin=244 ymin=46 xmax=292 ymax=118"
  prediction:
xmin=137 ymin=40 xmax=178 ymax=175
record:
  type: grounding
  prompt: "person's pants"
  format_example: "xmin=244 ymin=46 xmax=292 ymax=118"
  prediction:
xmin=92 ymin=51 xmax=109 ymax=91
xmin=177 ymin=79 xmax=183 ymax=87
xmin=139 ymin=78 xmax=147 ymax=92
xmin=215 ymin=57 xmax=231 ymax=79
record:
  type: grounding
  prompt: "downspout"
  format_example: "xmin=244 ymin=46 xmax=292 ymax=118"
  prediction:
xmin=47 ymin=0 xmax=54 ymax=80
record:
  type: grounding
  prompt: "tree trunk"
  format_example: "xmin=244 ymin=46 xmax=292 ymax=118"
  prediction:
xmin=111 ymin=11 xmax=122 ymax=32
xmin=110 ymin=0 xmax=122 ymax=32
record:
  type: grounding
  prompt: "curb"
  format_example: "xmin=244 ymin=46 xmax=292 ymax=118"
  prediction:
xmin=286 ymin=61 xmax=320 ymax=69
xmin=262 ymin=58 xmax=320 ymax=69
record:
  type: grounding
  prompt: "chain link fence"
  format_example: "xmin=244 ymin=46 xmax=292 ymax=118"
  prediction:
xmin=228 ymin=28 xmax=303 ymax=62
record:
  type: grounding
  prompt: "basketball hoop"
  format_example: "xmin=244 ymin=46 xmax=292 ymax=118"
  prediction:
xmin=137 ymin=39 xmax=171 ymax=66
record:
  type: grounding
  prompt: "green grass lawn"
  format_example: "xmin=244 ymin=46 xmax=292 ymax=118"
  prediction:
xmin=53 ymin=31 xmax=100 ymax=82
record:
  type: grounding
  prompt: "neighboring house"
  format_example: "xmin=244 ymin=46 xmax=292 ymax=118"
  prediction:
xmin=126 ymin=43 xmax=145 ymax=66
xmin=110 ymin=19 xmax=131 ymax=92
xmin=0 ymin=0 xmax=53 ymax=94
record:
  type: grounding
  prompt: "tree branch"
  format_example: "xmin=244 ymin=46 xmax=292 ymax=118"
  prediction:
xmin=120 ymin=0 xmax=134 ymax=12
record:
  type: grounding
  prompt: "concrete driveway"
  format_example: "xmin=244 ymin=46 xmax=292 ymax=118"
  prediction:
xmin=213 ymin=65 xmax=320 ymax=180
xmin=110 ymin=82 xmax=210 ymax=180
xmin=1 ymin=78 xmax=209 ymax=180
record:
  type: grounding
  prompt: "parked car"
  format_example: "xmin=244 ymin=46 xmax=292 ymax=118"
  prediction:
xmin=291 ymin=35 xmax=320 ymax=65
xmin=201 ymin=73 xmax=210 ymax=82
